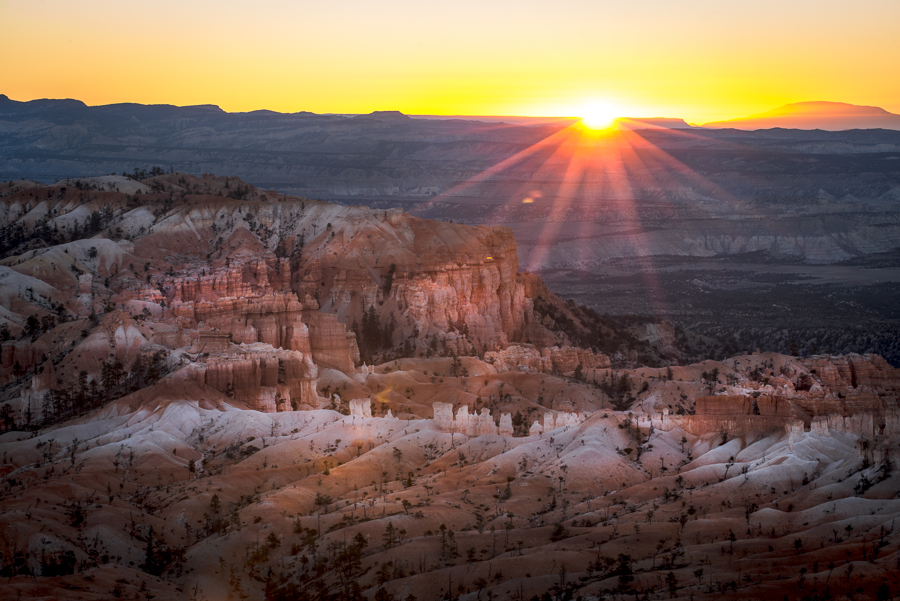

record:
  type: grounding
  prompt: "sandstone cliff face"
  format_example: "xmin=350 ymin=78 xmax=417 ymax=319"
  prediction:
xmin=695 ymin=394 xmax=791 ymax=417
xmin=800 ymin=353 xmax=900 ymax=389
xmin=301 ymin=308 xmax=359 ymax=373
xmin=156 ymin=264 xmax=358 ymax=375
xmin=650 ymin=354 xmax=900 ymax=443
xmin=114 ymin=190 xmax=563 ymax=357
xmin=292 ymin=212 xmax=547 ymax=352
xmin=163 ymin=258 xmax=293 ymax=304
xmin=163 ymin=291 xmax=353 ymax=407
xmin=484 ymin=344 xmax=610 ymax=374
xmin=197 ymin=344 xmax=317 ymax=412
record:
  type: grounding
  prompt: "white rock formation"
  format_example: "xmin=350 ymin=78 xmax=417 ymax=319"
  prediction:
xmin=456 ymin=405 xmax=471 ymax=434
xmin=543 ymin=412 xmax=556 ymax=432
xmin=433 ymin=402 xmax=454 ymax=430
xmin=349 ymin=398 xmax=372 ymax=418
xmin=432 ymin=402 xmax=498 ymax=436
xmin=498 ymin=413 xmax=513 ymax=436
xmin=431 ymin=403 xmax=584 ymax=437
xmin=473 ymin=408 xmax=497 ymax=436
xmin=541 ymin=411 xmax=584 ymax=433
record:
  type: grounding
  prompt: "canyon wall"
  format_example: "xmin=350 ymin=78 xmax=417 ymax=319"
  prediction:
xmin=646 ymin=355 xmax=900 ymax=452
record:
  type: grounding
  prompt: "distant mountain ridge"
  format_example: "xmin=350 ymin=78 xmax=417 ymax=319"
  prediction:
xmin=702 ymin=100 xmax=900 ymax=131
xmin=615 ymin=117 xmax=692 ymax=130
xmin=4 ymin=94 xmax=898 ymax=131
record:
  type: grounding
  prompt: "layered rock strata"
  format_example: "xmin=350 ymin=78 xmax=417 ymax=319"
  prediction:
xmin=169 ymin=343 xmax=317 ymax=412
xmin=645 ymin=355 xmax=900 ymax=452
xmin=484 ymin=344 xmax=610 ymax=374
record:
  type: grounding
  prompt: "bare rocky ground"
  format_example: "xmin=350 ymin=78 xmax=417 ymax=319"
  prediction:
xmin=537 ymin=255 xmax=900 ymax=365
xmin=0 ymin=176 xmax=898 ymax=601
xmin=2 ymin=352 xmax=900 ymax=601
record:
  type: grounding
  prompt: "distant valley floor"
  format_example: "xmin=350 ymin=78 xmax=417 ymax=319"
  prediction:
xmin=538 ymin=253 xmax=900 ymax=366
xmin=323 ymin=195 xmax=900 ymax=365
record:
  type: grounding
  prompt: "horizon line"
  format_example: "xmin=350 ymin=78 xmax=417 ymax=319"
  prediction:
xmin=2 ymin=93 xmax=898 ymax=127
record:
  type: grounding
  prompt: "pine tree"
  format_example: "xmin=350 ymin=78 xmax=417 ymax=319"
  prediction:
xmin=382 ymin=522 xmax=397 ymax=549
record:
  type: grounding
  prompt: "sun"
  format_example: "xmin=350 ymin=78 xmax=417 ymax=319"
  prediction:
xmin=579 ymin=102 xmax=619 ymax=130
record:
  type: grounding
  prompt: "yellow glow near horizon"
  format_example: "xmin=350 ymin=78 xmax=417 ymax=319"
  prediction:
xmin=579 ymin=102 xmax=620 ymax=130
xmin=1 ymin=1 xmax=899 ymax=122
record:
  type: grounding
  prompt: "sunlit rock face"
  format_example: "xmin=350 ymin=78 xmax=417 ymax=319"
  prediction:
xmin=800 ymin=353 xmax=899 ymax=389
xmin=694 ymin=394 xmax=791 ymax=417
xmin=641 ymin=354 xmax=900 ymax=466
xmin=291 ymin=211 xmax=548 ymax=353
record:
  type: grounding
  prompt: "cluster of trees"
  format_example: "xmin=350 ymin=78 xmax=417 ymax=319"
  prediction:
xmin=121 ymin=166 xmax=168 ymax=181
xmin=36 ymin=351 xmax=168 ymax=427
xmin=511 ymin=410 xmax=529 ymax=436
xmin=263 ymin=530 xmax=373 ymax=601
xmin=0 ymin=525 xmax=82 ymax=579
xmin=139 ymin=526 xmax=185 ymax=578
xmin=276 ymin=234 xmax=305 ymax=263
xmin=353 ymin=306 xmax=394 ymax=364
xmin=0 ymin=404 xmax=15 ymax=432
xmin=21 ymin=312 xmax=66 ymax=342
xmin=0 ymin=206 xmax=114 ymax=259
xmin=597 ymin=372 xmax=634 ymax=410
xmin=381 ymin=263 xmax=397 ymax=297
xmin=700 ymin=367 xmax=720 ymax=394
xmin=532 ymin=297 xmax=671 ymax=366
xmin=224 ymin=178 xmax=252 ymax=200
xmin=449 ymin=355 xmax=469 ymax=377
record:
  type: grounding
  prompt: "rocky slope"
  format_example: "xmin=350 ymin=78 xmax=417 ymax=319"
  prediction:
xmin=1 ymin=349 xmax=899 ymax=600
xmin=0 ymin=175 xmax=639 ymax=427
xmin=0 ymin=175 xmax=899 ymax=600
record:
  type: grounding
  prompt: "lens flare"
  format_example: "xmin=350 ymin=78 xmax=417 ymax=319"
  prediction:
xmin=522 ymin=189 xmax=543 ymax=203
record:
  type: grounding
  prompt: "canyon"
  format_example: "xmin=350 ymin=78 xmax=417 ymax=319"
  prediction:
xmin=3 ymin=95 xmax=898 ymax=363
xmin=0 ymin=176 xmax=898 ymax=600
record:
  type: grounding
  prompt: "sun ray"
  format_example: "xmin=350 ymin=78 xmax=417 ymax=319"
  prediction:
xmin=410 ymin=126 xmax=578 ymax=216
xmin=409 ymin=117 xmax=817 ymax=326
xmin=524 ymin=127 xmax=592 ymax=272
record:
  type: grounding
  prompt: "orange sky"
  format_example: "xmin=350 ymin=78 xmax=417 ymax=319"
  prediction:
xmin=2 ymin=0 xmax=899 ymax=123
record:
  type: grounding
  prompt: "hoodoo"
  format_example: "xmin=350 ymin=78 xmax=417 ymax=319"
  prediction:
xmin=0 ymin=174 xmax=898 ymax=601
